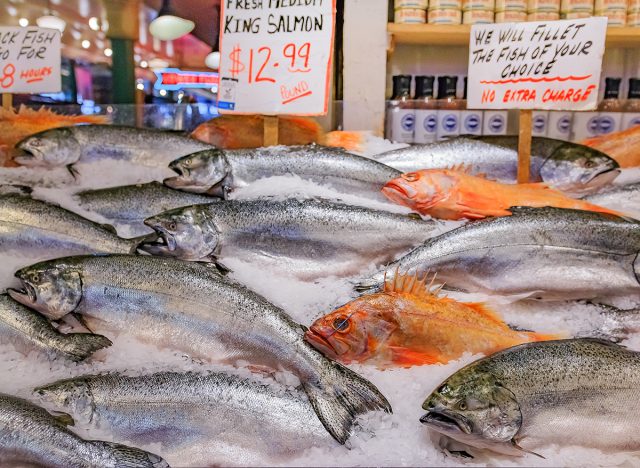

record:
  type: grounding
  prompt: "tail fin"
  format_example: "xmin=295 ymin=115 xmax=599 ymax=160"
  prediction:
xmin=62 ymin=333 xmax=112 ymax=362
xmin=0 ymin=184 xmax=32 ymax=196
xmin=93 ymin=441 xmax=169 ymax=468
xmin=303 ymin=361 xmax=391 ymax=444
xmin=322 ymin=131 xmax=368 ymax=153
xmin=526 ymin=331 xmax=566 ymax=343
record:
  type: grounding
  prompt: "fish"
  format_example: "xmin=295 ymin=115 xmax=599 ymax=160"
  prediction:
xmin=305 ymin=271 xmax=558 ymax=368
xmin=357 ymin=206 xmax=640 ymax=301
xmin=137 ymin=198 xmax=436 ymax=278
xmin=0 ymin=392 xmax=168 ymax=467
xmin=584 ymin=182 xmax=640 ymax=212
xmin=0 ymin=293 xmax=111 ymax=362
xmin=581 ymin=124 xmax=640 ymax=168
xmin=14 ymin=124 xmax=212 ymax=174
xmin=8 ymin=254 xmax=391 ymax=444
xmin=163 ymin=145 xmax=401 ymax=199
xmin=382 ymin=169 xmax=624 ymax=220
xmin=76 ymin=182 xmax=217 ymax=236
xmin=420 ymin=338 xmax=640 ymax=457
xmin=35 ymin=370 xmax=335 ymax=464
xmin=375 ymin=136 xmax=620 ymax=195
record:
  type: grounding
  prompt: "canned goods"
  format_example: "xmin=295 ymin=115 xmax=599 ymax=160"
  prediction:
xmin=595 ymin=9 xmax=628 ymax=25
xmin=495 ymin=10 xmax=528 ymax=20
xmin=428 ymin=0 xmax=463 ymax=9
xmin=428 ymin=8 xmax=463 ymax=23
xmin=527 ymin=10 xmax=561 ymax=18
xmin=527 ymin=0 xmax=561 ymax=11
xmin=495 ymin=0 xmax=527 ymax=9
xmin=395 ymin=0 xmax=428 ymax=7
xmin=628 ymin=11 xmax=640 ymax=24
xmin=562 ymin=11 xmax=593 ymax=17
xmin=561 ymin=0 xmax=594 ymax=12
xmin=463 ymin=9 xmax=495 ymax=21
xmin=394 ymin=7 xmax=428 ymax=23
xmin=594 ymin=0 xmax=628 ymax=10
xmin=462 ymin=0 xmax=495 ymax=10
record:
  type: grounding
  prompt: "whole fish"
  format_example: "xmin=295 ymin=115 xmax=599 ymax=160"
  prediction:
xmin=376 ymin=136 xmax=620 ymax=195
xmin=76 ymin=182 xmax=216 ymax=235
xmin=36 ymin=371 xmax=335 ymax=464
xmin=14 ymin=125 xmax=212 ymax=172
xmin=382 ymin=169 xmax=623 ymax=220
xmin=8 ymin=255 xmax=391 ymax=444
xmin=306 ymin=271 xmax=557 ymax=368
xmin=163 ymin=145 xmax=401 ymax=199
xmin=0 ymin=393 xmax=167 ymax=467
xmin=420 ymin=339 xmax=640 ymax=457
xmin=357 ymin=206 xmax=640 ymax=300
xmin=0 ymin=294 xmax=110 ymax=361
xmin=137 ymin=198 xmax=436 ymax=278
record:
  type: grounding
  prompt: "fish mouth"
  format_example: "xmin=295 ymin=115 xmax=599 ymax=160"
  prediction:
xmin=8 ymin=281 xmax=37 ymax=306
xmin=137 ymin=226 xmax=176 ymax=255
xmin=585 ymin=167 xmax=620 ymax=189
xmin=13 ymin=148 xmax=41 ymax=166
xmin=304 ymin=328 xmax=341 ymax=360
xmin=420 ymin=410 xmax=473 ymax=435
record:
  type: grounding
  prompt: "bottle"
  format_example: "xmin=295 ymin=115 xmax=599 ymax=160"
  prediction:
xmin=459 ymin=77 xmax=483 ymax=135
xmin=623 ymin=77 xmax=640 ymax=130
xmin=436 ymin=75 xmax=461 ymax=140
xmin=413 ymin=75 xmax=438 ymax=144
xmin=386 ymin=75 xmax=415 ymax=143
xmin=597 ymin=77 xmax=623 ymax=135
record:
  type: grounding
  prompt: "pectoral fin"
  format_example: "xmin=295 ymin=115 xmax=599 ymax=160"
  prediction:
xmin=388 ymin=346 xmax=441 ymax=367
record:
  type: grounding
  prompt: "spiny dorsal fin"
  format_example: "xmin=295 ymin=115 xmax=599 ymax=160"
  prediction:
xmin=383 ymin=268 xmax=448 ymax=301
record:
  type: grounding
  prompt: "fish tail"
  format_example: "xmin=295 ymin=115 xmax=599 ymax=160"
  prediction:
xmin=62 ymin=333 xmax=112 ymax=362
xmin=526 ymin=331 xmax=566 ymax=343
xmin=322 ymin=131 xmax=368 ymax=152
xmin=304 ymin=361 xmax=392 ymax=444
xmin=92 ymin=441 xmax=169 ymax=468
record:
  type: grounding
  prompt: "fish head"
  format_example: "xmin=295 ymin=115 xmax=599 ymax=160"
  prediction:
xmin=8 ymin=261 xmax=82 ymax=320
xmin=420 ymin=369 xmax=523 ymax=456
xmin=304 ymin=296 xmax=397 ymax=363
xmin=540 ymin=144 xmax=620 ymax=194
xmin=15 ymin=127 xmax=81 ymax=168
xmin=382 ymin=171 xmax=454 ymax=211
xmin=139 ymin=206 xmax=219 ymax=261
xmin=35 ymin=378 xmax=94 ymax=424
xmin=165 ymin=149 xmax=230 ymax=196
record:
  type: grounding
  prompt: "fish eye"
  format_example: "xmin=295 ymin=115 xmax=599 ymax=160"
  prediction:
xmin=30 ymin=139 xmax=42 ymax=147
xmin=584 ymin=160 xmax=597 ymax=168
xmin=402 ymin=172 xmax=419 ymax=182
xmin=184 ymin=158 xmax=192 ymax=167
xmin=31 ymin=273 xmax=40 ymax=282
xmin=168 ymin=222 xmax=177 ymax=230
xmin=458 ymin=401 xmax=467 ymax=411
xmin=332 ymin=315 xmax=351 ymax=333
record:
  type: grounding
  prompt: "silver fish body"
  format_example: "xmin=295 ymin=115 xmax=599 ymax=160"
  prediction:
xmin=36 ymin=371 xmax=335 ymax=464
xmin=0 ymin=393 xmax=168 ymax=467
xmin=0 ymin=294 xmax=110 ymax=361
xmin=138 ymin=198 xmax=436 ymax=278
xmin=376 ymin=137 xmax=620 ymax=194
xmin=76 ymin=182 xmax=216 ymax=235
xmin=359 ymin=207 xmax=640 ymax=300
xmin=9 ymin=255 xmax=391 ymax=444
xmin=421 ymin=339 xmax=640 ymax=456
xmin=164 ymin=145 xmax=401 ymax=199
xmin=584 ymin=182 xmax=640 ymax=216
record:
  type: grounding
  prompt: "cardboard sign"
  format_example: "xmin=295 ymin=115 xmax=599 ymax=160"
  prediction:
xmin=218 ymin=0 xmax=336 ymax=115
xmin=0 ymin=27 xmax=61 ymax=94
xmin=467 ymin=17 xmax=607 ymax=110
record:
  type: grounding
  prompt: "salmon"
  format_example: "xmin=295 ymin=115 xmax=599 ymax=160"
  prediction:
xmin=582 ymin=125 xmax=640 ymax=168
xmin=304 ymin=271 xmax=559 ymax=368
xmin=382 ymin=168 xmax=625 ymax=220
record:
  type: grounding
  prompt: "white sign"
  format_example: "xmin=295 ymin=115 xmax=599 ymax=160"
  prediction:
xmin=218 ymin=0 xmax=336 ymax=115
xmin=467 ymin=17 xmax=607 ymax=110
xmin=0 ymin=27 xmax=61 ymax=94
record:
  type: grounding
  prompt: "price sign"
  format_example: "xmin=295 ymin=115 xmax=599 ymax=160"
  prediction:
xmin=467 ymin=17 xmax=607 ymax=110
xmin=0 ymin=27 xmax=61 ymax=94
xmin=218 ymin=0 xmax=336 ymax=115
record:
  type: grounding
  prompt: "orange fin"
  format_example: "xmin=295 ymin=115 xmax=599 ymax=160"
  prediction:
xmin=322 ymin=130 xmax=367 ymax=152
xmin=464 ymin=302 xmax=509 ymax=327
xmin=526 ymin=330 xmax=567 ymax=342
xmin=388 ymin=346 xmax=442 ymax=367
xmin=383 ymin=269 xmax=448 ymax=301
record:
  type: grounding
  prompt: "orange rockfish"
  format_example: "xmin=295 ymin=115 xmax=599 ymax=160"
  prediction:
xmin=304 ymin=271 xmax=560 ymax=368
xmin=382 ymin=168 xmax=625 ymax=220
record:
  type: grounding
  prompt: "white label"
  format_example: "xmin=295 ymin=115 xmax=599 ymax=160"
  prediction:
xmin=622 ymin=112 xmax=640 ymax=130
xmin=483 ymin=110 xmax=508 ymax=134
xmin=0 ymin=27 xmax=61 ymax=94
xmin=218 ymin=0 xmax=336 ymax=115
xmin=467 ymin=17 xmax=607 ymax=110
xmin=547 ymin=110 xmax=573 ymax=139
xmin=437 ymin=109 xmax=460 ymax=140
xmin=460 ymin=110 xmax=484 ymax=135
xmin=571 ymin=111 xmax=599 ymax=141
xmin=532 ymin=110 xmax=549 ymax=136
xmin=414 ymin=109 xmax=439 ymax=143
xmin=390 ymin=108 xmax=416 ymax=143
xmin=596 ymin=112 xmax=622 ymax=135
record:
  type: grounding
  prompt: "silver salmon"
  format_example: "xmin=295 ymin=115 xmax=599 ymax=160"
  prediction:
xmin=0 ymin=392 xmax=168 ymax=467
xmin=138 ymin=198 xmax=436 ymax=278
xmin=357 ymin=206 xmax=640 ymax=300
xmin=9 ymin=255 xmax=391 ymax=444
xmin=421 ymin=339 xmax=640 ymax=457
xmin=163 ymin=145 xmax=401 ymax=199
xmin=376 ymin=136 xmax=620 ymax=195
xmin=584 ymin=182 xmax=640 ymax=215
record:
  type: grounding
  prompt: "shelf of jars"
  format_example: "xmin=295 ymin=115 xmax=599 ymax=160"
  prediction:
xmin=387 ymin=23 xmax=640 ymax=49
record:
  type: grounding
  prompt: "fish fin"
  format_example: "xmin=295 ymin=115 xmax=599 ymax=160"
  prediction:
xmin=383 ymin=269 xmax=447 ymax=301
xmin=388 ymin=346 xmax=441 ymax=367
xmin=353 ymin=277 xmax=383 ymax=294
xmin=512 ymin=440 xmax=545 ymax=459
xmin=407 ymin=212 xmax=423 ymax=220
xmin=100 ymin=223 xmax=118 ymax=235
xmin=0 ymin=184 xmax=32 ymax=196
xmin=322 ymin=131 xmax=367 ymax=153
xmin=526 ymin=330 xmax=567 ymax=342
xmin=213 ymin=260 xmax=232 ymax=275
xmin=63 ymin=333 xmax=112 ymax=362
xmin=463 ymin=302 xmax=508 ymax=327
xmin=52 ymin=411 xmax=75 ymax=427
xmin=72 ymin=312 xmax=95 ymax=334
xmin=302 ymin=360 xmax=391 ymax=444
xmin=91 ymin=441 xmax=169 ymax=468
xmin=66 ymin=164 xmax=79 ymax=179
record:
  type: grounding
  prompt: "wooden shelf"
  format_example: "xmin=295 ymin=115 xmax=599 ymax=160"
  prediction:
xmin=388 ymin=23 xmax=640 ymax=49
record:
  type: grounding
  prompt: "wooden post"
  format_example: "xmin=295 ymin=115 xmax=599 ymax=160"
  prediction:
xmin=263 ymin=115 xmax=279 ymax=146
xmin=517 ymin=109 xmax=532 ymax=184
xmin=2 ymin=94 xmax=12 ymax=110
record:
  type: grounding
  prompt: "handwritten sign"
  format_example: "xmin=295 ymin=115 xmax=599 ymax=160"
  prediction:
xmin=467 ymin=17 xmax=607 ymax=110
xmin=0 ymin=27 xmax=61 ymax=94
xmin=154 ymin=68 xmax=219 ymax=91
xmin=218 ymin=0 xmax=336 ymax=115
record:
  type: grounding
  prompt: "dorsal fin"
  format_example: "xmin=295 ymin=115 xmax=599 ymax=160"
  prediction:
xmin=383 ymin=268 xmax=448 ymax=301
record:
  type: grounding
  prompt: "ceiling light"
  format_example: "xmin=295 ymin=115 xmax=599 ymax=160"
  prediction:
xmin=18 ymin=18 xmax=29 ymax=27
xmin=136 ymin=83 xmax=145 ymax=91
xmin=149 ymin=0 xmax=194 ymax=41
xmin=205 ymin=51 xmax=220 ymax=70
xmin=104 ymin=48 xmax=112 ymax=57
xmin=88 ymin=17 xmax=99 ymax=31
xmin=140 ymin=60 xmax=148 ymax=68
xmin=81 ymin=39 xmax=90 ymax=49
xmin=37 ymin=15 xmax=66 ymax=32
